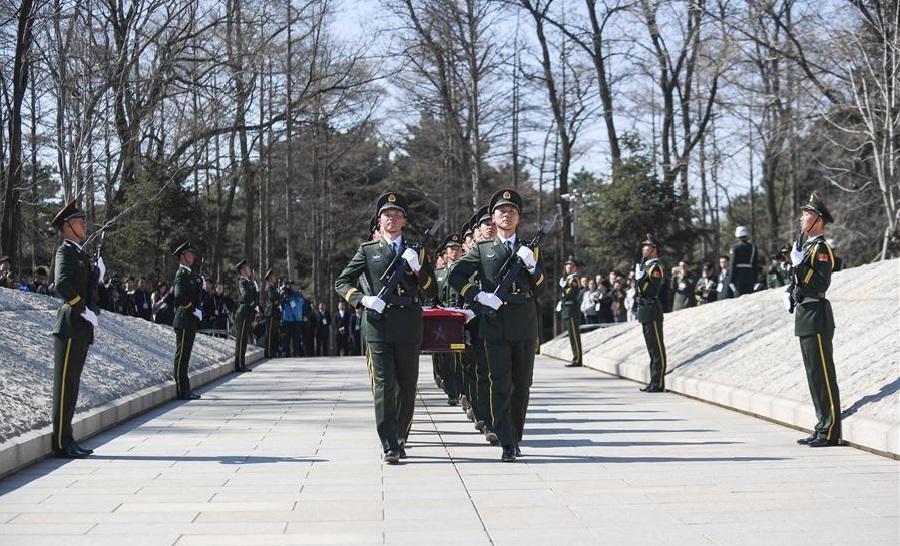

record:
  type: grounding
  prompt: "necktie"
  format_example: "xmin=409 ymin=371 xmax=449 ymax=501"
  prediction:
xmin=506 ymin=240 xmax=513 ymax=255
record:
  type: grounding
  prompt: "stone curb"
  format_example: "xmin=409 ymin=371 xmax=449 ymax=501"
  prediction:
xmin=541 ymin=341 xmax=899 ymax=459
xmin=0 ymin=348 xmax=263 ymax=478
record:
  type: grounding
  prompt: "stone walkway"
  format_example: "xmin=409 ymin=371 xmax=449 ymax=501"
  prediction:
xmin=1 ymin=356 xmax=897 ymax=545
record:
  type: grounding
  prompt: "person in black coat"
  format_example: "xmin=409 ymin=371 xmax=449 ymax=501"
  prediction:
xmin=334 ymin=300 xmax=352 ymax=356
xmin=349 ymin=305 xmax=363 ymax=356
xmin=315 ymin=301 xmax=331 ymax=356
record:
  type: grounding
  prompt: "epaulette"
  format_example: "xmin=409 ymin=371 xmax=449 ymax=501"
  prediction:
xmin=360 ymin=240 xmax=379 ymax=248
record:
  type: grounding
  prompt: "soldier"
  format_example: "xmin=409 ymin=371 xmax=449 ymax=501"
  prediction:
xmin=172 ymin=242 xmax=203 ymax=400
xmin=449 ymin=189 xmax=545 ymax=462
xmin=233 ymin=259 xmax=258 ymax=373
xmin=49 ymin=200 xmax=101 ymax=458
xmin=634 ymin=233 xmax=667 ymax=393
xmin=728 ymin=226 xmax=760 ymax=296
xmin=468 ymin=206 xmax=497 ymax=440
xmin=767 ymin=245 xmax=791 ymax=289
xmin=334 ymin=191 xmax=437 ymax=464
xmin=558 ymin=255 xmax=583 ymax=368
xmin=262 ymin=268 xmax=280 ymax=358
xmin=433 ymin=233 xmax=464 ymax=406
xmin=790 ymin=193 xmax=842 ymax=447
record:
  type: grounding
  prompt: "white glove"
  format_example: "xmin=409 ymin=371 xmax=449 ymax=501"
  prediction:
xmin=556 ymin=301 xmax=562 ymax=313
xmin=475 ymin=291 xmax=502 ymax=310
xmin=782 ymin=291 xmax=793 ymax=313
xmin=96 ymin=256 xmax=106 ymax=280
xmin=559 ymin=277 xmax=568 ymax=288
xmin=634 ymin=264 xmax=646 ymax=280
xmin=460 ymin=308 xmax=476 ymax=324
xmin=81 ymin=308 xmax=98 ymax=328
xmin=790 ymin=245 xmax=804 ymax=267
xmin=193 ymin=308 xmax=202 ymax=321
xmin=254 ymin=305 xmax=260 ymax=314
xmin=401 ymin=248 xmax=421 ymax=273
xmin=158 ymin=302 xmax=168 ymax=310
xmin=516 ymin=246 xmax=536 ymax=269
xmin=729 ymin=283 xmax=736 ymax=293
xmin=361 ymin=295 xmax=386 ymax=313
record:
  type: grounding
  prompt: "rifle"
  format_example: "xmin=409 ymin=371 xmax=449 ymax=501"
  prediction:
xmin=88 ymin=231 xmax=105 ymax=312
xmin=484 ymin=214 xmax=558 ymax=317
xmin=786 ymin=223 xmax=806 ymax=314
xmin=368 ymin=218 xmax=443 ymax=321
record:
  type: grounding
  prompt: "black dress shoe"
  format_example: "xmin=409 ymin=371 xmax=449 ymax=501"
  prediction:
xmin=500 ymin=445 xmax=516 ymax=462
xmin=796 ymin=435 xmax=816 ymax=445
xmin=639 ymin=385 xmax=662 ymax=392
xmin=808 ymin=438 xmax=841 ymax=448
xmin=383 ymin=449 xmax=401 ymax=464
xmin=398 ymin=447 xmax=408 ymax=459
xmin=565 ymin=362 xmax=582 ymax=367
xmin=448 ymin=398 xmax=458 ymax=406
xmin=72 ymin=443 xmax=93 ymax=456
xmin=514 ymin=444 xmax=522 ymax=457
xmin=53 ymin=445 xmax=88 ymax=459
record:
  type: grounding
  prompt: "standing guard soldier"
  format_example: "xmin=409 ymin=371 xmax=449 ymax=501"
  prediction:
xmin=172 ymin=242 xmax=203 ymax=400
xmin=334 ymin=191 xmax=437 ymax=464
xmin=728 ymin=226 xmax=760 ymax=296
xmin=789 ymin=193 xmax=842 ymax=447
xmin=233 ymin=259 xmax=258 ymax=373
xmin=449 ymin=189 xmax=545 ymax=462
xmin=559 ymin=255 xmax=583 ymax=367
xmin=262 ymin=268 xmax=280 ymax=358
xmin=634 ymin=233 xmax=667 ymax=393
xmin=49 ymin=200 xmax=101 ymax=458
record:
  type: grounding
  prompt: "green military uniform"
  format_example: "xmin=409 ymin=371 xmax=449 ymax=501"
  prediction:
xmin=792 ymin=193 xmax=841 ymax=447
xmin=262 ymin=269 xmax=280 ymax=358
xmin=465 ymin=208 xmax=494 ymax=437
xmin=50 ymin=201 xmax=97 ymax=458
xmin=233 ymin=260 xmax=258 ymax=372
xmin=334 ymin=192 xmax=437 ymax=460
xmin=635 ymin=234 xmax=667 ymax=392
xmin=559 ymin=256 xmax=582 ymax=367
xmin=767 ymin=245 xmax=791 ymax=289
xmin=671 ymin=268 xmax=698 ymax=311
xmin=172 ymin=242 xmax=203 ymax=399
xmin=728 ymin=228 xmax=759 ymax=296
xmin=449 ymin=189 xmax=545 ymax=460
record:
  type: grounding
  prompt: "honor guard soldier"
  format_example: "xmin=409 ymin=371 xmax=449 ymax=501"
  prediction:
xmin=469 ymin=205 xmax=497 ymax=440
xmin=262 ymin=268 xmax=280 ymax=358
xmin=559 ymin=255 xmax=583 ymax=367
xmin=789 ymin=193 xmax=842 ymax=447
xmin=172 ymin=242 xmax=203 ymax=400
xmin=728 ymin=226 xmax=760 ymax=296
xmin=334 ymin=191 xmax=437 ymax=464
xmin=433 ymin=233 xmax=464 ymax=406
xmin=49 ymin=200 xmax=101 ymax=458
xmin=233 ymin=259 xmax=258 ymax=372
xmin=634 ymin=233 xmax=668 ymax=392
xmin=449 ymin=189 xmax=545 ymax=462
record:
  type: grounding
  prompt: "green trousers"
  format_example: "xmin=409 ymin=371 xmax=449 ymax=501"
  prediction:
xmin=234 ymin=315 xmax=251 ymax=371
xmin=799 ymin=333 xmax=841 ymax=441
xmin=365 ymin=341 xmax=420 ymax=451
xmin=52 ymin=334 xmax=90 ymax=451
xmin=566 ymin=316 xmax=583 ymax=365
xmin=642 ymin=319 xmax=667 ymax=390
xmin=174 ymin=327 xmax=196 ymax=396
xmin=484 ymin=337 xmax=535 ymax=447
xmin=263 ymin=315 xmax=278 ymax=358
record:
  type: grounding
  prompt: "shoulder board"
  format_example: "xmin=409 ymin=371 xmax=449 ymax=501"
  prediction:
xmin=360 ymin=240 xmax=379 ymax=248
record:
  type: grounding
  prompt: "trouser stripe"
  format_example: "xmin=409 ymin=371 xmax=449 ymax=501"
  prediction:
xmin=57 ymin=338 xmax=73 ymax=450
xmin=817 ymin=333 xmax=837 ymax=440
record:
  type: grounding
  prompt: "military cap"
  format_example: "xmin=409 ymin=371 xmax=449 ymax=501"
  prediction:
xmin=35 ymin=265 xmax=47 ymax=276
xmin=462 ymin=219 xmax=473 ymax=239
xmin=641 ymin=233 xmax=660 ymax=247
xmin=734 ymin=225 xmax=750 ymax=238
xmin=172 ymin=241 xmax=198 ymax=256
xmin=475 ymin=205 xmax=491 ymax=226
xmin=233 ymin=259 xmax=249 ymax=271
xmin=264 ymin=268 xmax=275 ymax=280
xmin=376 ymin=191 xmax=408 ymax=216
xmin=490 ymin=188 xmax=523 ymax=214
xmin=50 ymin=199 xmax=87 ymax=229
xmin=565 ymin=255 xmax=580 ymax=267
xmin=778 ymin=243 xmax=792 ymax=256
xmin=801 ymin=192 xmax=834 ymax=224
xmin=441 ymin=233 xmax=462 ymax=251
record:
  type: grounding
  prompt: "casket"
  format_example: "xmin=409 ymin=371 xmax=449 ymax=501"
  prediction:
xmin=421 ymin=307 xmax=468 ymax=353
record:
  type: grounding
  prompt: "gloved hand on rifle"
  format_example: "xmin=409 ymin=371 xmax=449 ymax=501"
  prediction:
xmin=361 ymin=295 xmax=386 ymax=314
xmin=96 ymin=256 xmax=106 ymax=281
xmin=81 ymin=308 xmax=98 ymax=328
xmin=475 ymin=291 xmax=502 ymax=311
xmin=516 ymin=246 xmax=536 ymax=270
xmin=790 ymin=244 xmax=804 ymax=267
xmin=401 ymin=248 xmax=421 ymax=273
xmin=634 ymin=263 xmax=645 ymax=281
xmin=193 ymin=308 xmax=202 ymax=321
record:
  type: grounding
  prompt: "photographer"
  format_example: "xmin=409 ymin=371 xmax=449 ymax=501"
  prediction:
xmin=280 ymin=281 xmax=306 ymax=357
xmin=671 ymin=260 xmax=698 ymax=311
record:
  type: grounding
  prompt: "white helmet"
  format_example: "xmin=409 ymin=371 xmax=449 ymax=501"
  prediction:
xmin=826 ymin=238 xmax=838 ymax=249
xmin=734 ymin=225 xmax=750 ymax=238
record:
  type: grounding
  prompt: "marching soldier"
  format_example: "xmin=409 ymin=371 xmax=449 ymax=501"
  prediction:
xmin=468 ymin=205 xmax=497 ymax=440
xmin=334 ymin=191 xmax=437 ymax=464
xmin=433 ymin=233 xmax=464 ymax=406
xmin=634 ymin=233 xmax=667 ymax=393
xmin=49 ymin=200 xmax=100 ymax=458
xmin=262 ymin=268 xmax=280 ymax=358
xmin=728 ymin=226 xmax=760 ymax=296
xmin=559 ymin=255 xmax=583 ymax=367
xmin=790 ymin=193 xmax=842 ymax=447
xmin=449 ymin=189 xmax=545 ymax=462
xmin=233 ymin=259 xmax=258 ymax=373
xmin=172 ymin=242 xmax=203 ymax=400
